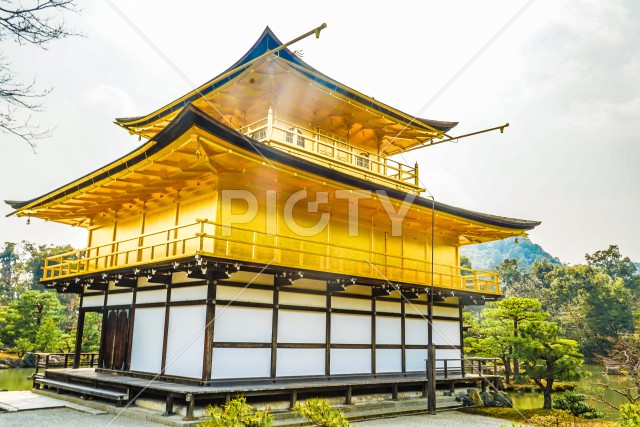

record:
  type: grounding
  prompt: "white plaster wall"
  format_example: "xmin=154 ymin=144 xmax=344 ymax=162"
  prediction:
xmin=211 ymin=348 xmax=271 ymax=379
xmin=433 ymin=306 xmax=460 ymax=318
xmin=279 ymin=291 xmax=325 ymax=308
xmin=82 ymin=294 xmax=104 ymax=307
xmin=332 ymin=296 xmax=371 ymax=311
xmin=376 ymin=349 xmax=402 ymax=373
xmin=330 ymin=349 xmax=371 ymax=375
xmin=278 ymin=310 xmax=325 ymax=343
xmin=331 ymin=314 xmax=371 ymax=344
xmin=277 ymin=349 xmax=325 ymax=377
xmin=135 ymin=288 xmax=167 ymax=304
xmin=171 ymin=285 xmax=208 ymax=302
xmin=405 ymin=348 xmax=428 ymax=372
xmin=432 ymin=320 xmax=461 ymax=346
xmin=164 ymin=305 xmax=206 ymax=378
xmin=216 ymin=286 xmax=273 ymax=304
xmin=213 ymin=306 xmax=272 ymax=343
xmin=405 ymin=318 xmax=428 ymax=345
xmin=130 ymin=307 xmax=165 ymax=373
xmin=376 ymin=300 xmax=402 ymax=313
xmin=375 ymin=317 xmax=401 ymax=345
xmin=106 ymin=292 xmax=133 ymax=306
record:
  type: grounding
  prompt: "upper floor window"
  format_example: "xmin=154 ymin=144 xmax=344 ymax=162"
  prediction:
xmin=356 ymin=152 xmax=370 ymax=169
xmin=286 ymin=128 xmax=305 ymax=148
xmin=252 ymin=129 xmax=267 ymax=141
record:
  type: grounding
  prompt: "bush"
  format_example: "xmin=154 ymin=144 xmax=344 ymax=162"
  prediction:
xmin=199 ymin=396 xmax=272 ymax=427
xmin=620 ymin=403 xmax=640 ymax=427
xmin=552 ymin=390 xmax=603 ymax=419
xmin=293 ymin=398 xmax=349 ymax=427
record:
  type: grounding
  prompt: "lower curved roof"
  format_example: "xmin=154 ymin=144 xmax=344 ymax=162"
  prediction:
xmin=6 ymin=104 xmax=540 ymax=233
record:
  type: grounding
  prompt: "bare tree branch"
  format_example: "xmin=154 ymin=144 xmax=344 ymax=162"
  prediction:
xmin=0 ymin=0 xmax=79 ymax=149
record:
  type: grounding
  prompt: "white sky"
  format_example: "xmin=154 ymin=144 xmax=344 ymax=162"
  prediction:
xmin=0 ymin=0 xmax=638 ymax=264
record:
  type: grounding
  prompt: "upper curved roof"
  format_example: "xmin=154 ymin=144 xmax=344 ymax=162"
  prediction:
xmin=115 ymin=27 xmax=458 ymax=134
xmin=7 ymin=103 xmax=539 ymax=233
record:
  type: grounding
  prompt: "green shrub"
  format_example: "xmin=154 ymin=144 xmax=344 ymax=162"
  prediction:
xmin=199 ymin=396 xmax=272 ymax=427
xmin=620 ymin=403 xmax=640 ymax=427
xmin=552 ymin=390 xmax=603 ymax=419
xmin=293 ymin=398 xmax=349 ymax=427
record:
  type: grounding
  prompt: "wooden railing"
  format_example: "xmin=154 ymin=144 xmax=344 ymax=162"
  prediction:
xmin=42 ymin=220 xmax=500 ymax=295
xmin=424 ymin=357 xmax=499 ymax=380
xmin=240 ymin=115 xmax=420 ymax=190
xmin=33 ymin=352 xmax=99 ymax=376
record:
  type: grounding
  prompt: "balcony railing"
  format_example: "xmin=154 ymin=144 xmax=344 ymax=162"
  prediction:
xmin=42 ymin=220 xmax=500 ymax=295
xmin=239 ymin=113 xmax=420 ymax=191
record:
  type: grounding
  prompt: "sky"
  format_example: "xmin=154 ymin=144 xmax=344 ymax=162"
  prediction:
xmin=0 ymin=0 xmax=638 ymax=264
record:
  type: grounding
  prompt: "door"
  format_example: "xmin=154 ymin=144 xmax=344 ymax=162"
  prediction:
xmin=101 ymin=309 xmax=130 ymax=370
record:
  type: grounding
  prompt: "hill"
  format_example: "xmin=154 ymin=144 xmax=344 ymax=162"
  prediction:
xmin=461 ymin=237 xmax=561 ymax=271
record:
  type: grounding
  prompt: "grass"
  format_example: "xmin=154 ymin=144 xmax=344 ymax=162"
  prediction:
xmin=459 ymin=407 xmax=617 ymax=426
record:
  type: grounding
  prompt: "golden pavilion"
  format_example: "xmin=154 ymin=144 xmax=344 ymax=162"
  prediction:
xmin=6 ymin=26 xmax=539 ymax=417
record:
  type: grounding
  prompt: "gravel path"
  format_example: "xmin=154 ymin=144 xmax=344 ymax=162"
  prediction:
xmin=353 ymin=410 xmax=512 ymax=426
xmin=0 ymin=407 xmax=161 ymax=427
xmin=0 ymin=406 xmax=515 ymax=427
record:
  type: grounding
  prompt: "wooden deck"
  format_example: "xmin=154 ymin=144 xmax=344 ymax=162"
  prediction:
xmin=39 ymin=368 xmax=498 ymax=418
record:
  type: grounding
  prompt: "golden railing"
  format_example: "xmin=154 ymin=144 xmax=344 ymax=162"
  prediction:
xmin=240 ymin=114 xmax=420 ymax=190
xmin=42 ymin=220 xmax=500 ymax=295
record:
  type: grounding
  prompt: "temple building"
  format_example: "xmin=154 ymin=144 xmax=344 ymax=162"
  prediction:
xmin=6 ymin=26 xmax=539 ymax=417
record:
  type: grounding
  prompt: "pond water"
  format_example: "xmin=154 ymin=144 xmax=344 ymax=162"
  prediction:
xmin=506 ymin=364 xmax=631 ymax=419
xmin=0 ymin=367 xmax=35 ymax=391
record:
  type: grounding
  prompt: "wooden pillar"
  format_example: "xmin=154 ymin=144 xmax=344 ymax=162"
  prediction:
xmin=371 ymin=291 xmax=376 ymax=375
xmin=270 ymin=284 xmax=280 ymax=379
xmin=98 ymin=287 xmax=109 ymax=368
xmin=401 ymin=299 xmax=406 ymax=373
xmin=427 ymin=292 xmax=436 ymax=413
xmin=459 ymin=305 xmax=465 ymax=378
xmin=325 ymin=291 xmax=331 ymax=377
xmin=160 ymin=285 xmax=172 ymax=374
xmin=427 ymin=343 xmax=437 ymax=413
xmin=125 ymin=286 xmax=137 ymax=371
xmin=73 ymin=295 xmax=85 ymax=369
xmin=202 ymin=279 xmax=217 ymax=381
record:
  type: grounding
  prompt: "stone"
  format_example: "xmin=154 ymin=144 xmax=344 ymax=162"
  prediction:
xmin=23 ymin=353 xmax=36 ymax=368
xmin=479 ymin=391 xmax=494 ymax=406
xmin=467 ymin=388 xmax=484 ymax=407
xmin=490 ymin=390 xmax=513 ymax=408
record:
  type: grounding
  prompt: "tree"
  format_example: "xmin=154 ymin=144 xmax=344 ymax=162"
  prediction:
xmin=1 ymin=289 xmax=64 ymax=347
xmin=0 ymin=242 xmax=17 ymax=301
xmin=1 ymin=0 xmax=79 ymax=148
xmin=494 ymin=258 xmax=525 ymax=288
xmin=597 ymin=334 xmax=640 ymax=408
xmin=517 ymin=321 xmax=585 ymax=409
xmin=586 ymin=245 xmax=638 ymax=290
xmin=35 ymin=316 xmax=62 ymax=352
xmin=465 ymin=313 xmax=515 ymax=384
xmin=13 ymin=337 xmax=34 ymax=357
xmin=553 ymin=390 xmax=603 ymax=420
xmin=484 ymin=297 xmax=548 ymax=378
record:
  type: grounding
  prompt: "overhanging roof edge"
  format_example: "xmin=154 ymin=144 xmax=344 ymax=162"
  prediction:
xmin=9 ymin=104 xmax=538 ymax=232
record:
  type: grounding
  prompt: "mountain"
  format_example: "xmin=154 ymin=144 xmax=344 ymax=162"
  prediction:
xmin=461 ymin=237 xmax=561 ymax=271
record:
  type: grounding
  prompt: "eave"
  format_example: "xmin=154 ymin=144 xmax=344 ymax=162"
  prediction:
xmin=114 ymin=27 xmax=457 ymax=150
xmin=6 ymin=104 xmax=540 ymax=239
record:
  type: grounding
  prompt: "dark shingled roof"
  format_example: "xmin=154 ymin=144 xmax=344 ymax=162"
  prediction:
xmin=7 ymin=104 xmax=539 ymax=231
